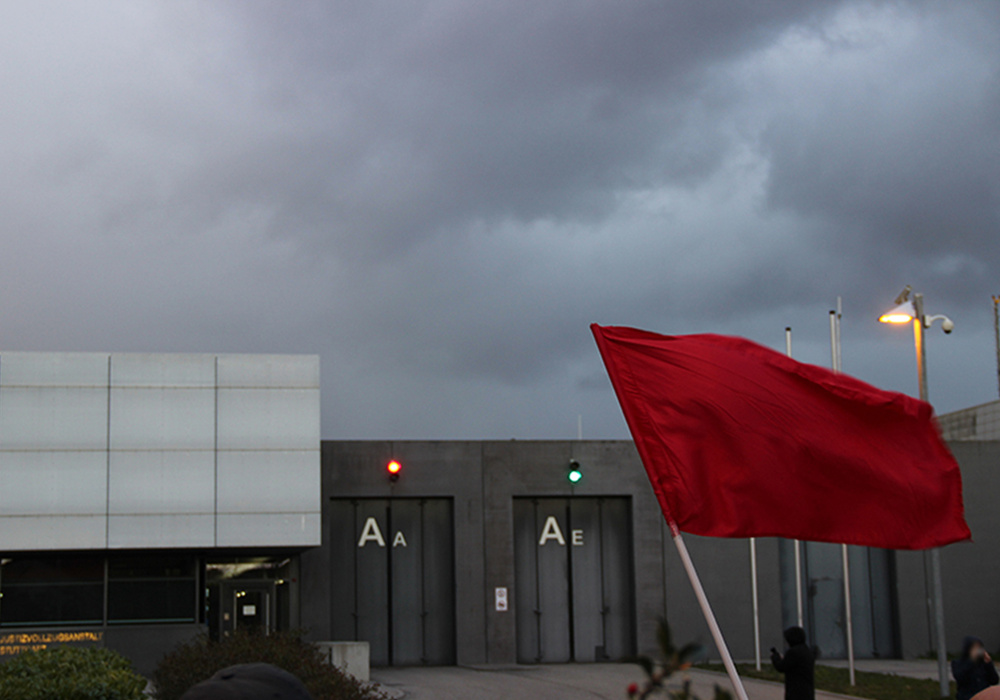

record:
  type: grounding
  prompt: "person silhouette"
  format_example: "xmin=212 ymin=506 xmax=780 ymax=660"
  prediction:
xmin=770 ymin=626 xmax=815 ymax=700
xmin=952 ymin=636 xmax=999 ymax=700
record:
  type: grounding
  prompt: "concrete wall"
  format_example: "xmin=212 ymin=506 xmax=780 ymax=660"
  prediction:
xmin=858 ymin=441 xmax=1000 ymax=658
xmin=301 ymin=438 xmax=1000 ymax=663
xmin=914 ymin=441 xmax=1000 ymax=655
xmin=301 ymin=440 xmax=786 ymax=664
xmin=664 ymin=534 xmax=785 ymax=662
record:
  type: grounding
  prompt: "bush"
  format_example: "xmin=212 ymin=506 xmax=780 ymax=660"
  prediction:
xmin=151 ymin=629 xmax=383 ymax=700
xmin=0 ymin=645 xmax=146 ymax=700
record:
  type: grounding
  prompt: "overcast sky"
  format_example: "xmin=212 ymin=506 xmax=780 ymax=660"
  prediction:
xmin=1 ymin=1 xmax=998 ymax=439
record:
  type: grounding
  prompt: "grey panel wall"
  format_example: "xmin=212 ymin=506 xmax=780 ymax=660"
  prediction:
xmin=905 ymin=441 xmax=1000 ymax=656
xmin=304 ymin=438 xmax=998 ymax=663
xmin=302 ymin=440 xmax=786 ymax=665
xmin=0 ymin=352 xmax=321 ymax=551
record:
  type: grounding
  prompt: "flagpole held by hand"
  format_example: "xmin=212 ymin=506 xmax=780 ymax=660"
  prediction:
xmin=669 ymin=521 xmax=750 ymax=700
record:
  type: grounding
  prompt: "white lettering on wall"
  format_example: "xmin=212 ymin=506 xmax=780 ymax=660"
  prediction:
xmin=538 ymin=516 xmax=566 ymax=546
xmin=572 ymin=529 xmax=584 ymax=546
xmin=392 ymin=531 xmax=408 ymax=548
xmin=357 ymin=517 xmax=386 ymax=547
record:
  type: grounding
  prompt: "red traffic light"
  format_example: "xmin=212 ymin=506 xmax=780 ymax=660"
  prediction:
xmin=387 ymin=460 xmax=402 ymax=481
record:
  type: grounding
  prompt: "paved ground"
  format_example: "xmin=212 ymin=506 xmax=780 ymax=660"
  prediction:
xmin=371 ymin=663 xmax=865 ymax=700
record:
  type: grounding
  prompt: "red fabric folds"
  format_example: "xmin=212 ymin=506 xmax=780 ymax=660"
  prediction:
xmin=591 ymin=324 xmax=970 ymax=550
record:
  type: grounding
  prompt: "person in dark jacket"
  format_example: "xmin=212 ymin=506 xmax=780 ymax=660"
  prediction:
xmin=771 ymin=626 xmax=815 ymax=700
xmin=952 ymin=636 xmax=999 ymax=700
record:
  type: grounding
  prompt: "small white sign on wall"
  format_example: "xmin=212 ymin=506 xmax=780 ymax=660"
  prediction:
xmin=242 ymin=605 xmax=257 ymax=616
xmin=495 ymin=587 xmax=508 ymax=612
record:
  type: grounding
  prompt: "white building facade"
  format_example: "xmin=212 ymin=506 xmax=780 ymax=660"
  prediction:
xmin=0 ymin=353 xmax=320 ymax=670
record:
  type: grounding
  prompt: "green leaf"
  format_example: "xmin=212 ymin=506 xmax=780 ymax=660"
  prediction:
xmin=657 ymin=617 xmax=675 ymax=657
xmin=677 ymin=642 xmax=703 ymax=663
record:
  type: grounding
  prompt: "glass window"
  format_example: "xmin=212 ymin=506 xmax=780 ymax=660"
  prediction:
xmin=0 ymin=557 xmax=103 ymax=626
xmin=205 ymin=557 xmax=293 ymax=582
xmin=107 ymin=556 xmax=197 ymax=624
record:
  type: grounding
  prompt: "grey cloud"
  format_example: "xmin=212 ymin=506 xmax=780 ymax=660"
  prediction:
xmin=1 ymin=1 xmax=998 ymax=440
xmin=151 ymin=1 xmax=848 ymax=258
xmin=759 ymin=3 xmax=1000 ymax=308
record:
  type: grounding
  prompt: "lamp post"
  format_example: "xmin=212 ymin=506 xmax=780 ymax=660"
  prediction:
xmin=879 ymin=288 xmax=954 ymax=699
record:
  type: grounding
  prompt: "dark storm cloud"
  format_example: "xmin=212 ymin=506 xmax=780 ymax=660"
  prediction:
xmin=761 ymin=3 xmax=1000 ymax=293
xmin=0 ymin=1 xmax=998 ymax=439
xmin=164 ymin=0 xmax=844 ymax=257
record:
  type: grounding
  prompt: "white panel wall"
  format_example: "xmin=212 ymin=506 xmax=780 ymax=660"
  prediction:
xmin=214 ymin=355 xmax=321 ymax=548
xmin=0 ymin=353 xmax=109 ymax=549
xmin=0 ymin=352 xmax=320 ymax=551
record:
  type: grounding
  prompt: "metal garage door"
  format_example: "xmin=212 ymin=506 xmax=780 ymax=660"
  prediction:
xmin=804 ymin=543 xmax=897 ymax=659
xmin=329 ymin=498 xmax=455 ymax=666
xmin=780 ymin=540 xmax=898 ymax=658
xmin=514 ymin=497 xmax=635 ymax=663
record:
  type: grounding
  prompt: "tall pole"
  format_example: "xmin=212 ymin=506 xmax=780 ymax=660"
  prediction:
xmin=786 ymin=327 xmax=804 ymax=629
xmin=830 ymin=310 xmax=855 ymax=686
xmin=993 ymin=296 xmax=1000 ymax=399
xmin=836 ymin=297 xmax=843 ymax=372
xmin=750 ymin=537 xmax=761 ymax=670
xmin=913 ymin=294 xmax=950 ymax=699
xmin=914 ymin=294 xmax=928 ymax=401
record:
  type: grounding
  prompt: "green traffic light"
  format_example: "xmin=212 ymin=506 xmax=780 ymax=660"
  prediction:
xmin=568 ymin=460 xmax=582 ymax=483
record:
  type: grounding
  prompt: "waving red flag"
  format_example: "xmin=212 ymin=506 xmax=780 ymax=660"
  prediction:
xmin=592 ymin=324 xmax=970 ymax=550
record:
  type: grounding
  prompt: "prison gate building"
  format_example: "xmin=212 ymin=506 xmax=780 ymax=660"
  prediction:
xmin=0 ymin=352 xmax=998 ymax=672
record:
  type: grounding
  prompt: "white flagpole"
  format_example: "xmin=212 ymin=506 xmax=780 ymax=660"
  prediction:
xmin=670 ymin=522 xmax=750 ymax=700
xmin=785 ymin=326 xmax=805 ymax=628
xmin=750 ymin=537 xmax=761 ymax=670
xmin=830 ymin=309 xmax=856 ymax=686
xmin=841 ymin=544 xmax=856 ymax=685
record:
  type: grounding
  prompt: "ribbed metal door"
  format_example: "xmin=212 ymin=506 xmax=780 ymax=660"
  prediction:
xmin=514 ymin=497 xmax=634 ymax=663
xmin=514 ymin=498 xmax=572 ymax=662
xmin=805 ymin=541 xmax=845 ymax=657
xmin=329 ymin=498 xmax=455 ymax=666
xmin=799 ymin=542 xmax=898 ymax=659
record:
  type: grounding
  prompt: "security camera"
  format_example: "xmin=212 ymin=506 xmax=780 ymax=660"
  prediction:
xmin=924 ymin=314 xmax=955 ymax=334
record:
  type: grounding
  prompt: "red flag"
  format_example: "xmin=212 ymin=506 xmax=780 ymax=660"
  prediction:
xmin=591 ymin=324 xmax=970 ymax=550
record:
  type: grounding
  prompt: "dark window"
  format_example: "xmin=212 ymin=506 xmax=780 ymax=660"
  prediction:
xmin=0 ymin=557 xmax=103 ymax=626
xmin=107 ymin=556 xmax=197 ymax=624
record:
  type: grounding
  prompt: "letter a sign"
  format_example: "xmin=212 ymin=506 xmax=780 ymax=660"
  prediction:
xmin=538 ymin=516 xmax=566 ymax=546
xmin=357 ymin=517 xmax=386 ymax=547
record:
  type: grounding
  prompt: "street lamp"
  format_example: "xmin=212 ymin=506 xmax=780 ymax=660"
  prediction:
xmin=879 ymin=286 xmax=954 ymax=699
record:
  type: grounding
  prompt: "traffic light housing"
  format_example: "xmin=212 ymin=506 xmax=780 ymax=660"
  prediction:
xmin=387 ymin=460 xmax=402 ymax=482
xmin=568 ymin=460 xmax=583 ymax=484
